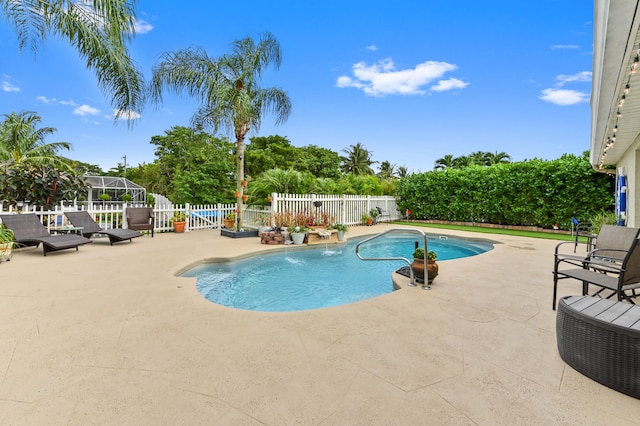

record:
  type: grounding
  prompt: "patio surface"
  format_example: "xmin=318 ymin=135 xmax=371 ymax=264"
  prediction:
xmin=0 ymin=224 xmax=638 ymax=425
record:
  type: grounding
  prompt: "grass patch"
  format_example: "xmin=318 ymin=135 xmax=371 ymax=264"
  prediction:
xmin=390 ymin=221 xmax=578 ymax=241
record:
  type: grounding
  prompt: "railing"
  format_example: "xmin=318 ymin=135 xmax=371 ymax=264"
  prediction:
xmin=271 ymin=193 xmax=400 ymax=226
xmin=0 ymin=193 xmax=400 ymax=232
xmin=355 ymin=228 xmax=431 ymax=290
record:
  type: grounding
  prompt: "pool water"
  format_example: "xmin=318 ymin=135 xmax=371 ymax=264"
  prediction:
xmin=183 ymin=234 xmax=493 ymax=312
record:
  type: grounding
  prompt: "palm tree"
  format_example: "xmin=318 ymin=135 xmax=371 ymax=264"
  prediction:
xmin=149 ymin=32 xmax=291 ymax=230
xmin=0 ymin=111 xmax=71 ymax=168
xmin=340 ymin=142 xmax=377 ymax=175
xmin=396 ymin=166 xmax=409 ymax=178
xmin=377 ymin=160 xmax=396 ymax=179
xmin=434 ymin=154 xmax=456 ymax=170
xmin=0 ymin=110 xmax=82 ymax=206
xmin=486 ymin=151 xmax=512 ymax=165
xmin=1 ymin=0 xmax=145 ymax=116
xmin=468 ymin=151 xmax=490 ymax=166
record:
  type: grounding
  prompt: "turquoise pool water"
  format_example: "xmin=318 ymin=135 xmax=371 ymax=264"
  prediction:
xmin=183 ymin=233 xmax=493 ymax=312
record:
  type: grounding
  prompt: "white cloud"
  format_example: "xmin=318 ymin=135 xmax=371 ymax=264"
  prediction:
xmin=336 ymin=58 xmax=465 ymax=96
xmin=365 ymin=45 xmax=378 ymax=51
xmin=74 ymin=104 xmax=101 ymax=116
xmin=134 ymin=19 xmax=153 ymax=34
xmin=59 ymin=100 xmax=78 ymax=106
xmin=114 ymin=109 xmax=141 ymax=120
xmin=555 ymin=71 xmax=591 ymax=86
xmin=430 ymin=78 xmax=469 ymax=92
xmin=539 ymin=88 xmax=589 ymax=105
xmin=36 ymin=95 xmax=56 ymax=104
xmin=551 ymin=44 xmax=579 ymax=50
xmin=2 ymin=81 xmax=20 ymax=92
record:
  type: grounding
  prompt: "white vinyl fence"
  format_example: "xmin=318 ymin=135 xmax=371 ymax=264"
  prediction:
xmin=0 ymin=194 xmax=400 ymax=233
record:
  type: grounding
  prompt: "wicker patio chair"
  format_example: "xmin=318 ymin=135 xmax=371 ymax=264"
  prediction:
xmin=125 ymin=207 xmax=154 ymax=237
xmin=552 ymin=224 xmax=640 ymax=309
xmin=553 ymin=237 xmax=640 ymax=308
xmin=0 ymin=213 xmax=92 ymax=256
xmin=65 ymin=211 xmax=143 ymax=245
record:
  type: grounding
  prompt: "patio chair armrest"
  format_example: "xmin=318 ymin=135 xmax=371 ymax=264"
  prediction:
xmin=555 ymin=240 xmax=587 ymax=255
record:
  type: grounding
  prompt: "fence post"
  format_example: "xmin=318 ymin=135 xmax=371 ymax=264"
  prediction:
xmin=185 ymin=203 xmax=190 ymax=232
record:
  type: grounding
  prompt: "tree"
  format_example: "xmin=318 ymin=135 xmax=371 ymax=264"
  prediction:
xmin=150 ymin=32 xmax=291 ymax=229
xmin=434 ymin=154 xmax=456 ymax=170
xmin=298 ymin=144 xmax=341 ymax=179
xmin=0 ymin=0 xmax=145 ymax=116
xmin=340 ymin=142 xmax=377 ymax=175
xmin=148 ymin=126 xmax=234 ymax=203
xmin=486 ymin=151 xmax=512 ymax=165
xmin=377 ymin=160 xmax=396 ymax=179
xmin=0 ymin=111 xmax=84 ymax=207
xmin=245 ymin=135 xmax=298 ymax=177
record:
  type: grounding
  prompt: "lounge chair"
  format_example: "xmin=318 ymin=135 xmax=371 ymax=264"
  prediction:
xmin=552 ymin=224 xmax=640 ymax=309
xmin=125 ymin=207 xmax=154 ymax=237
xmin=64 ymin=211 xmax=143 ymax=245
xmin=0 ymin=213 xmax=92 ymax=256
xmin=554 ymin=236 xmax=640 ymax=308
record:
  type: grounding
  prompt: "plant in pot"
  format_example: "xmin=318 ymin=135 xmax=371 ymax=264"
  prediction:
xmin=331 ymin=223 xmax=348 ymax=241
xmin=288 ymin=225 xmax=307 ymax=244
xmin=369 ymin=208 xmax=380 ymax=224
xmin=223 ymin=211 xmax=236 ymax=229
xmin=411 ymin=247 xmax=439 ymax=284
xmin=361 ymin=212 xmax=373 ymax=226
xmin=0 ymin=225 xmax=15 ymax=262
xmin=171 ymin=211 xmax=187 ymax=233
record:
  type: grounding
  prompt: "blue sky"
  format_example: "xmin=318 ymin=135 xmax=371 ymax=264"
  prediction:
xmin=0 ymin=1 xmax=593 ymax=174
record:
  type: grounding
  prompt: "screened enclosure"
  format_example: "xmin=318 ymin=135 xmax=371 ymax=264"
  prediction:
xmin=84 ymin=175 xmax=146 ymax=203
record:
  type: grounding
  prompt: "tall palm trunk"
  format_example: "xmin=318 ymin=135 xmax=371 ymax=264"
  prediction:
xmin=235 ymin=123 xmax=249 ymax=231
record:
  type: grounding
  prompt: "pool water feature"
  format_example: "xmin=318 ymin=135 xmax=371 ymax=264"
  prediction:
xmin=183 ymin=234 xmax=493 ymax=312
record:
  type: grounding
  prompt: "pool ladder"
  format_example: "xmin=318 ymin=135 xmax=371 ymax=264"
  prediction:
xmin=355 ymin=228 xmax=431 ymax=290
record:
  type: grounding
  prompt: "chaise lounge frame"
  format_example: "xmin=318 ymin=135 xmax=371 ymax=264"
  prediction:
xmin=0 ymin=213 xmax=92 ymax=256
xmin=64 ymin=211 xmax=143 ymax=245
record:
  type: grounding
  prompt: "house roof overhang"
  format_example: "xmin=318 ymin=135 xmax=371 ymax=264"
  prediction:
xmin=591 ymin=0 xmax=640 ymax=172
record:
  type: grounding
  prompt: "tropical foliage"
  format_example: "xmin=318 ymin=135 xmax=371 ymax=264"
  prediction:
xmin=149 ymin=32 xmax=292 ymax=229
xmin=398 ymin=153 xmax=613 ymax=229
xmin=0 ymin=111 xmax=85 ymax=207
xmin=340 ymin=142 xmax=377 ymax=175
xmin=0 ymin=0 xmax=145 ymax=117
xmin=434 ymin=151 xmax=512 ymax=170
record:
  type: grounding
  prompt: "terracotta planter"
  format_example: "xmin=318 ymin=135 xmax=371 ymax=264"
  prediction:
xmin=411 ymin=258 xmax=439 ymax=283
xmin=173 ymin=221 xmax=186 ymax=233
xmin=223 ymin=219 xmax=235 ymax=229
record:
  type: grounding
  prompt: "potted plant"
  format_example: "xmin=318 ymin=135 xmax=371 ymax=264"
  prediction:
xmin=411 ymin=247 xmax=439 ymax=283
xmin=171 ymin=211 xmax=187 ymax=233
xmin=289 ymin=225 xmax=307 ymax=244
xmin=223 ymin=211 xmax=236 ymax=229
xmin=122 ymin=193 xmax=132 ymax=203
xmin=331 ymin=223 xmax=348 ymax=241
xmin=369 ymin=208 xmax=380 ymax=224
xmin=0 ymin=225 xmax=15 ymax=262
xmin=361 ymin=212 xmax=373 ymax=226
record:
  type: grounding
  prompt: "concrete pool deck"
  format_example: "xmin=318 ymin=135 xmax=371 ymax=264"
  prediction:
xmin=0 ymin=224 xmax=638 ymax=425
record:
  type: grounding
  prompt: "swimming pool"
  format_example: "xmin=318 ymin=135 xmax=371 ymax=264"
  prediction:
xmin=183 ymin=233 xmax=493 ymax=312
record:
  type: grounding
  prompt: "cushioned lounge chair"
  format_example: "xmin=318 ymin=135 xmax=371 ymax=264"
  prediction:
xmin=0 ymin=213 xmax=92 ymax=256
xmin=125 ymin=207 xmax=154 ymax=237
xmin=64 ymin=211 xmax=143 ymax=245
xmin=552 ymin=224 xmax=640 ymax=309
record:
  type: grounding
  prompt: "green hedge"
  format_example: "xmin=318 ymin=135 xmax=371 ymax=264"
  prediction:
xmin=396 ymin=154 xmax=614 ymax=229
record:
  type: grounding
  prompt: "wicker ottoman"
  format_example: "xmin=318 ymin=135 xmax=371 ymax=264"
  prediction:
xmin=556 ymin=295 xmax=640 ymax=399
